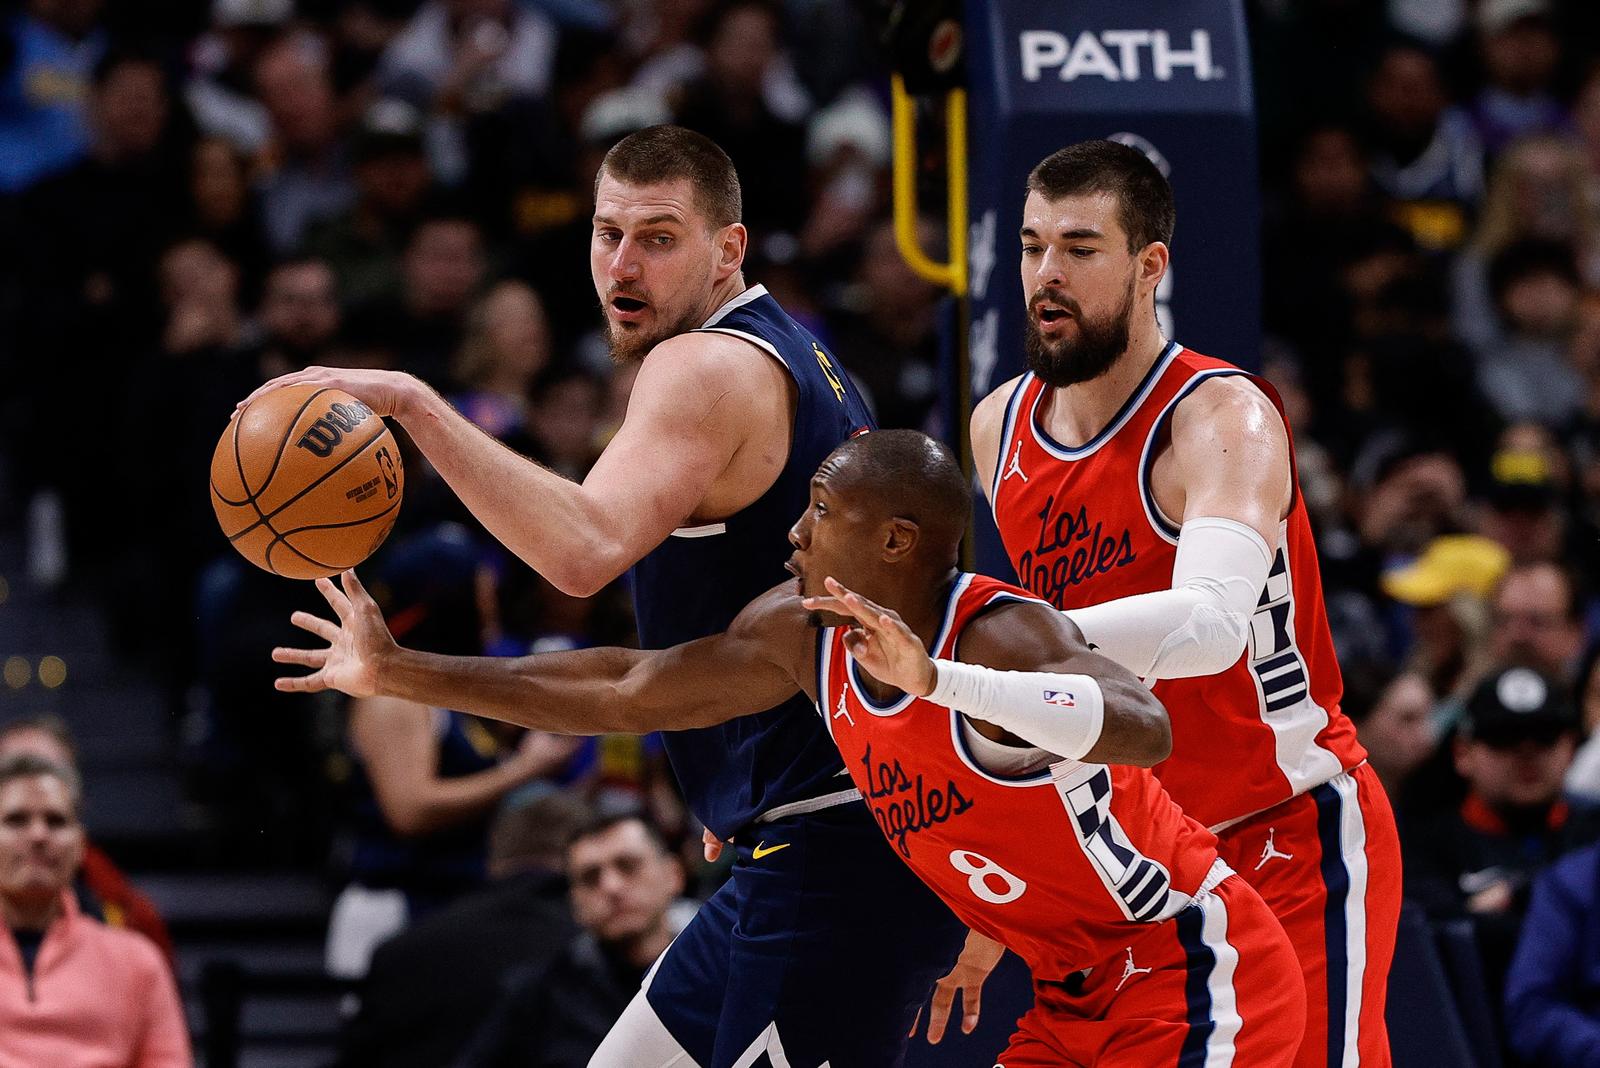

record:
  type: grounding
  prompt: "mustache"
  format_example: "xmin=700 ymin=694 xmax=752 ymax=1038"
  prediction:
xmin=607 ymin=284 xmax=650 ymax=302
xmin=1029 ymin=287 xmax=1080 ymax=316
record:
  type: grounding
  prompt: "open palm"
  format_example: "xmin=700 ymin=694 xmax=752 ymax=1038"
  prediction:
xmin=271 ymin=570 xmax=394 ymax=697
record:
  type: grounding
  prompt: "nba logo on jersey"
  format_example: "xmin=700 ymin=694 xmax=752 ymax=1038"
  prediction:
xmin=1043 ymin=690 xmax=1076 ymax=707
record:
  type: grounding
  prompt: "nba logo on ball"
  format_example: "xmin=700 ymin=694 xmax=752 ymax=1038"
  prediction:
xmin=1043 ymin=690 xmax=1076 ymax=707
xmin=210 ymin=384 xmax=405 ymax=580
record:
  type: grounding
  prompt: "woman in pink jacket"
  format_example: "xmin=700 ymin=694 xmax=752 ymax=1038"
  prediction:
xmin=0 ymin=752 xmax=190 ymax=1068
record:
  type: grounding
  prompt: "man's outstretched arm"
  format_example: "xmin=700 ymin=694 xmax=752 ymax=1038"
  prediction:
xmin=274 ymin=571 xmax=810 ymax=734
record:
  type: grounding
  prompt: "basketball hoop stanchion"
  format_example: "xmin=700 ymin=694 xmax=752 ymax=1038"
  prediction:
xmin=891 ymin=73 xmax=974 ymax=568
xmin=890 ymin=74 xmax=967 ymax=296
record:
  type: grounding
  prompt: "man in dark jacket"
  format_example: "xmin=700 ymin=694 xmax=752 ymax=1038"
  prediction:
xmin=1504 ymin=840 xmax=1600 ymax=1067
xmin=456 ymin=812 xmax=685 ymax=1068
xmin=338 ymin=791 xmax=592 ymax=1068
xmin=1405 ymin=666 xmax=1600 ymax=998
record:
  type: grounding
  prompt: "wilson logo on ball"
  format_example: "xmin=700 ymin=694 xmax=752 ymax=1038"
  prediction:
xmin=296 ymin=401 xmax=375 ymax=458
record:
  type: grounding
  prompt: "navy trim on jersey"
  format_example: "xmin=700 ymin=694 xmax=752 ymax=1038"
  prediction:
xmin=1136 ymin=367 xmax=1250 ymax=543
xmin=1027 ymin=340 xmax=1180 ymax=460
xmin=1314 ymin=779 xmax=1352 ymax=1068
xmin=1177 ymin=903 xmax=1219 ymax=1068
xmin=845 ymin=574 xmax=973 ymax=716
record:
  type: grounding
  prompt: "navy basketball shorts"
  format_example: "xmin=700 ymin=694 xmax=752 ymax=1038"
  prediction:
xmin=641 ymin=799 xmax=965 ymax=1068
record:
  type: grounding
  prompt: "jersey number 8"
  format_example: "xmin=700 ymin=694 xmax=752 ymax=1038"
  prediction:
xmin=949 ymin=850 xmax=1027 ymax=904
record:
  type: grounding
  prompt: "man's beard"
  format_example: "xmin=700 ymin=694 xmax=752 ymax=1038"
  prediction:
xmin=1023 ymin=277 xmax=1135 ymax=388
xmin=603 ymin=298 xmax=703 ymax=366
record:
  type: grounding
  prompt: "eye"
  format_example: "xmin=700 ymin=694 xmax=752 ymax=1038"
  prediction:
xmin=651 ymin=235 xmax=673 ymax=247
xmin=1021 ymin=244 xmax=1041 ymax=256
xmin=1071 ymin=247 xmax=1096 ymax=258
xmin=595 ymin=229 xmax=620 ymax=244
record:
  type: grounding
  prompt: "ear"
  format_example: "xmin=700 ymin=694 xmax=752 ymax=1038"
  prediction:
xmin=882 ymin=517 xmax=921 ymax=563
xmin=1138 ymin=241 xmax=1169 ymax=294
xmin=717 ymin=223 xmax=748 ymax=281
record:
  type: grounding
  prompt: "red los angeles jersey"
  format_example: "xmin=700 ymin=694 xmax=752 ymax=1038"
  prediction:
xmin=817 ymin=572 xmax=1227 ymax=981
xmin=989 ymin=342 xmax=1366 ymax=830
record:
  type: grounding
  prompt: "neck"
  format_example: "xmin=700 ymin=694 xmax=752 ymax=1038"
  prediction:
xmin=855 ymin=568 xmax=961 ymax=703
xmin=2 ymin=892 xmax=62 ymax=933
xmin=618 ymin=921 xmax=675 ymax=970
xmin=697 ymin=272 xmax=748 ymax=326
xmin=1039 ymin=313 xmax=1167 ymax=448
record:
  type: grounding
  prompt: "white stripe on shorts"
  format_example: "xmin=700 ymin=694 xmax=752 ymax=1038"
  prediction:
xmin=1332 ymin=770 xmax=1370 ymax=1067
xmin=1200 ymin=889 xmax=1243 ymax=1068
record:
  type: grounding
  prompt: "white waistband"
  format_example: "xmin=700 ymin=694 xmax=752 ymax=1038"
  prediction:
xmin=754 ymin=787 xmax=863 ymax=824
xmin=1190 ymin=857 xmax=1235 ymax=904
xmin=1206 ymin=760 xmax=1368 ymax=834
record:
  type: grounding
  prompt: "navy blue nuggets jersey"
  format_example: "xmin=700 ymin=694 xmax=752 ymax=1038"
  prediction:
xmin=631 ymin=284 xmax=873 ymax=839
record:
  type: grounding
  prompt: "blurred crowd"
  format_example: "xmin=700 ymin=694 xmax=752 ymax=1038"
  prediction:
xmin=5 ymin=0 xmax=1600 ymax=1063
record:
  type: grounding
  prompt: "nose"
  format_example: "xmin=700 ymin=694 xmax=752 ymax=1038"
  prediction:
xmin=607 ymin=238 xmax=641 ymax=284
xmin=789 ymin=513 xmax=808 ymax=549
xmin=1033 ymin=245 xmax=1066 ymax=291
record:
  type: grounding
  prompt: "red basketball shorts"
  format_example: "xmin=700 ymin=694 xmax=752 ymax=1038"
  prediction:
xmin=1216 ymin=761 xmax=1402 ymax=1068
xmin=996 ymin=874 xmax=1305 ymax=1067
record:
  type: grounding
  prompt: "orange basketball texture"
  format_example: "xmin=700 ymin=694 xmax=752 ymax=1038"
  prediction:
xmin=210 ymin=384 xmax=405 ymax=579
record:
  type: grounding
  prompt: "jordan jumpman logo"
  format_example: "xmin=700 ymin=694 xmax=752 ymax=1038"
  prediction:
xmin=833 ymin=689 xmax=854 ymax=727
xmin=1003 ymin=439 xmax=1028 ymax=482
xmin=1255 ymin=827 xmax=1294 ymax=870
xmin=1115 ymin=946 xmax=1152 ymax=991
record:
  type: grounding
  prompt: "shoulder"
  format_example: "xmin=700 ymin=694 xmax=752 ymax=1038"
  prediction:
xmin=1168 ymin=373 xmax=1287 ymax=455
xmin=632 ymin=331 xmax=792 ymax=418
xmin=730 ymin=580 xmax=813 ymax=645
xmin=971 ymin=374 xmax=1027 ymax=438
xmin=959 ymin=596 xmax=1085 ymax=671
xmin=85 ymin=918 xmax=167 ymax=978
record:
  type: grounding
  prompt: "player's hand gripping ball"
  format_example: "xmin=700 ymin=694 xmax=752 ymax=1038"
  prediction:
xmin=210 ymin=384 xmax=404 ymax=579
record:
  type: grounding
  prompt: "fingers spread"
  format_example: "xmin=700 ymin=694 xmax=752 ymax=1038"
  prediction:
xmin=289 ymin=611 xmax=340 ymax=642
xmin=272 ymin=647 xmax=328 ymax=667
xmin=315 ymin=576 xmax=353 ymax=619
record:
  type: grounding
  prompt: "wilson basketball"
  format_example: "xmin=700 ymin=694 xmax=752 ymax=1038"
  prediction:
xmin=210 ymin=384 xmax=405 ymax=580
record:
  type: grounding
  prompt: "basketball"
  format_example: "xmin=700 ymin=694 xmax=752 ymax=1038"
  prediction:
xmin=210 ymin=384 xmax=405 ymax=580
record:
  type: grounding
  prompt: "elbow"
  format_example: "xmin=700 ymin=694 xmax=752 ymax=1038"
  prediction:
xmin=542 ymin=544 xmax=628 ymax=598
xmin=1118 ymin=702 xmax=1172 ymax=768
xmin=382 ymin=804 xmax=433 ymax=838
xmin=1147 ymin=604 xmax=1249 ymax=680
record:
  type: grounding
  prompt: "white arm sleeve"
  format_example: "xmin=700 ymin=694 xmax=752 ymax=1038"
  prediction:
xmin=1062 ymin=516 xmax=1273 ymax=681
xmin=926 ymin=661 xmax=1104 ymax=761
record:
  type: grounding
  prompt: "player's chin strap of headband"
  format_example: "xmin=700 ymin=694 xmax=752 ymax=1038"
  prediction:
xmin=1062 ymin=516 xmax=1274 ymax=683
xmin=925 ymin=662 xmax=1105 ymax=762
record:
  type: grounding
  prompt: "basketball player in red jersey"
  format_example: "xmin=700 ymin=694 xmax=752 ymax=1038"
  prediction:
xmin=274 ymin=430 xmax=1305 ymax=1067
xmin=965 ymin=141 xmax=1400 ymax=1067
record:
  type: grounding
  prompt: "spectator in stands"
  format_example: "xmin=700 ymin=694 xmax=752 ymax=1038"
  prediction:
xmin=448 ymin=280 xmax=551 ymax=440
xmin=1477 ymin=238 xmax=1586 ymax=425
xmin=1490 ymin=561 xmax=1586 ymax=683
xmin=0 ymin=0 xmax=106 ymax=194
xmin=1342 ymin=659 xmax=1440 ymax=804
xmin=1363 ymin=42 xmax=1483 ymax=247
xmin=1478 ymin=441 xmax=1571 ymax=568
xmin=326 ymin=524 xmax=581 ymax=979
xmin=157 ymin=236 xmax=244 ymax=358
xmin=304 ymin=99 xmax=435 ymax=308
xmin=1405 ymin=666 xmax=1600 ymax=997
xmin=518 ymin=366 xmax=604 ymax=481
xmin=0 ymin=716 xmax=175 ymax=965
xmin=1503 ymin=838 xmax=1600 ymax=1066
xmin=1381 ymin=534 xmax=1507 ymax=697
xmin=350 ymin=208 xmax=486 ymax=388
xmin=671 ymin=0 xmax=809 ymax=235
xmin=184 ymin=0 xmax=292 ymax=155
xmin=0 ymin=753 xmax=190 ymax=1067
xmin=186 ymin=136 xmax=271 ymax=297
xmin=253 ymin=32 xmax=354 ymax=252
xmin=457 ymin=811 xmax=686 ymax=1068
xmin=337 ymin=791 xmax=590 ymax=1068
xmin=1469 ymin=0 xmax=1568 ymax=155
xmin=1453 ymin=135 xmax=1597 ymax=352
xmin=824 ymin=219 xmax=940 ymax=430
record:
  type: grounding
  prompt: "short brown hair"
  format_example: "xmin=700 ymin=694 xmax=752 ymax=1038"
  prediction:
xmin=597 ymin=125 xmax=743 ymax=228
xmin=1027 ymin=140 xmax=1175 ymax=253
xmin=0 ymin=753 xmax=82 ymax=813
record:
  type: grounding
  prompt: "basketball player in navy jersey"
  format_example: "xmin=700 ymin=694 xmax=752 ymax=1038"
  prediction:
xmin=240 ymin=127 xmax=964 ymax=1067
